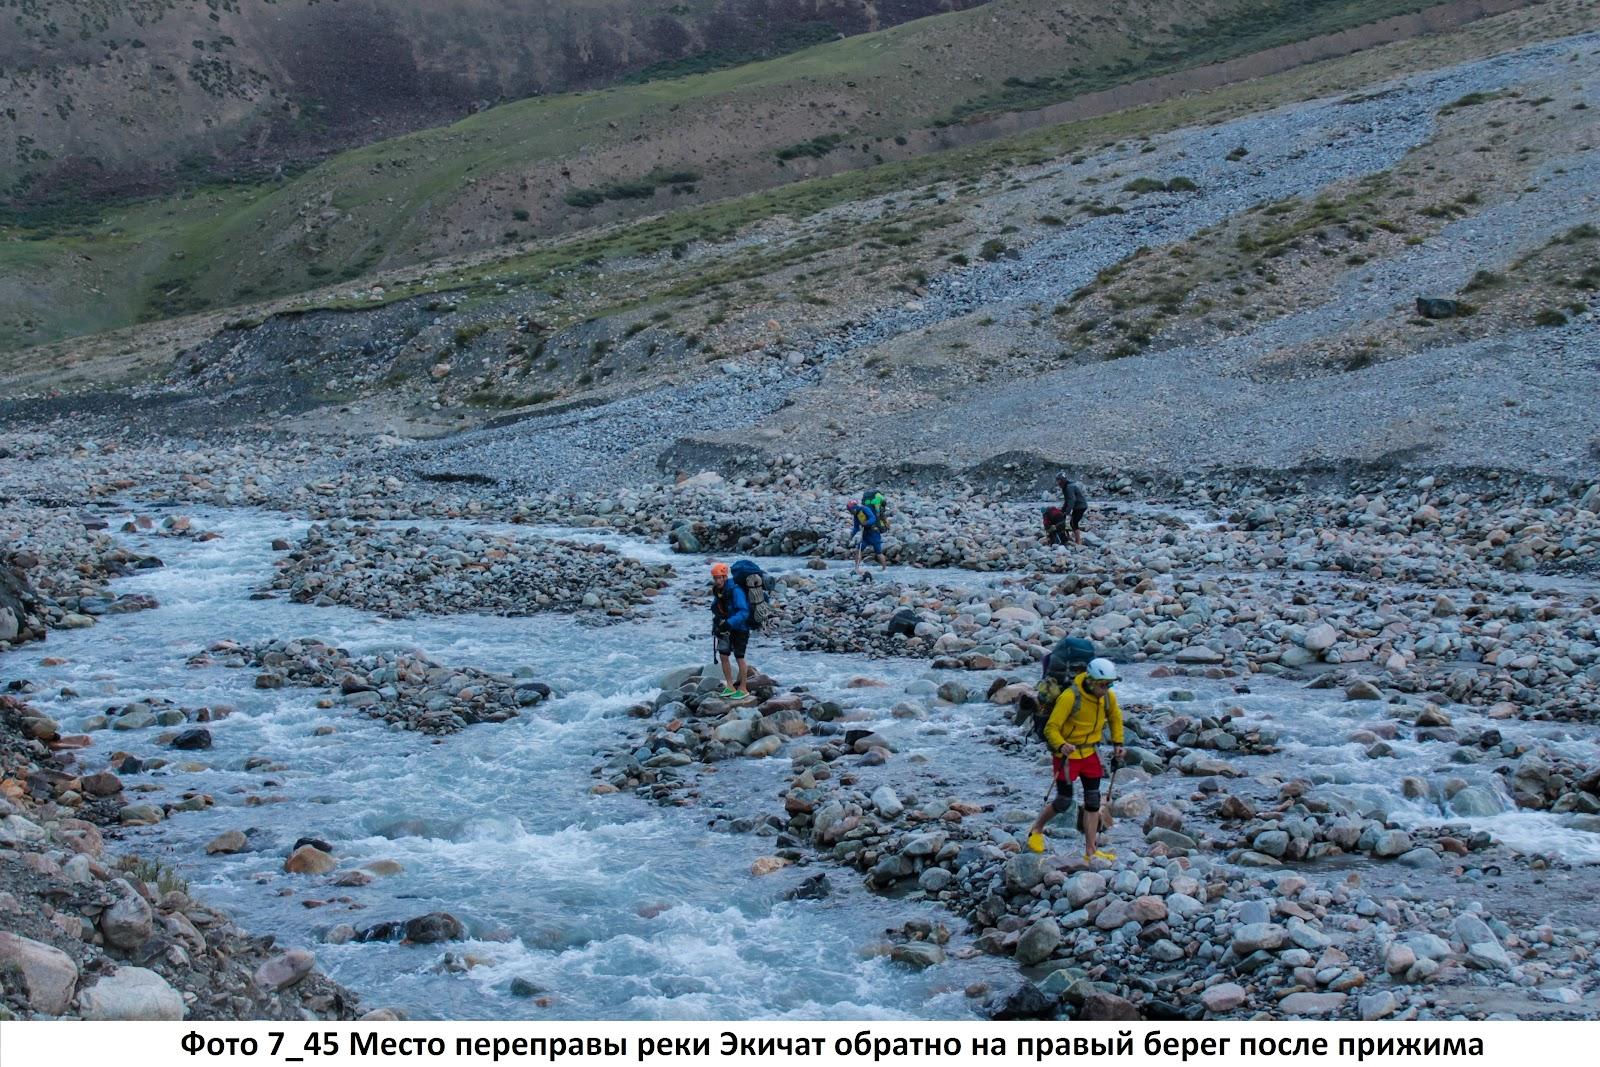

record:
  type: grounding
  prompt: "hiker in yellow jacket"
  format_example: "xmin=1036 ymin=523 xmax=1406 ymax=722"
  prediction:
xmin=1026 ymin=658 xmax=1125 ymax=862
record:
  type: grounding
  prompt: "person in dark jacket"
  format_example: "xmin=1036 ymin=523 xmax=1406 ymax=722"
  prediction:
xmin=711 ymin=561 xmax=751 ymax=699
xmin=1056 ymin=471 xmax=1088 ymax=547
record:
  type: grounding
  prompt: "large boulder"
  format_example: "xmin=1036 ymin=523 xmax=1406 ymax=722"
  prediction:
xmin=0 ymin=931 xmax=79 ymax=1014
xmin=253 ymin=949 xmax=315 ymax=992
xmin=100 ymin=892 xmax=154 ymax=951
xmin=284 ymin=845 xmax=337 ymax=875
xmin=1063 ymin=871 xmax=1107 ymax=908
xmin=1003 ymin=853 xmax=1048 ymax=894
xmin=170 ymin=728 xmax=212 ymax=750
xmin=1345 ymin=679 xmax=1384 ymax=701
xmin=1015 ymin=918 xmax=1062 ymax=966
xmin=78 ymin=966 xmax=185 ymax=1020
xmin=1303 ymin=624 xmax=1339 ymax=653
xmin=205 ymin=829 xmax=249 ymax=854
xmin=888 ymin=942 xmax=945 ymax=968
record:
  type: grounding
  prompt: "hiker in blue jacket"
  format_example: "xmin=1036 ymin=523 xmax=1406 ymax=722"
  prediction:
xmin=711 ymin=561 xmax=751 ymax=699
xmin=848 ymin=499 xmax=887 ymax=578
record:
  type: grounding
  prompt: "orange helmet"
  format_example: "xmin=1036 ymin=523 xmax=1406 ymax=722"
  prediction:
xmin=710 ymin=562 xmax=730 ymax=578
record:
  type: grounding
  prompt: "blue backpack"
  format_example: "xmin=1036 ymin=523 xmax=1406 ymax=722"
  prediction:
xmin=729 ymin=559 xmax=772 ymax=629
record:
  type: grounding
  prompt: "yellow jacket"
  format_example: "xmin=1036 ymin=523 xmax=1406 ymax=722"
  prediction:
xmin=1044 ymin=673 xmax=1123 ymax=758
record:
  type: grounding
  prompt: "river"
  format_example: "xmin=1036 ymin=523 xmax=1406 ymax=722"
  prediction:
xmin=13 ymin=504 xmax=1599 ymax=1018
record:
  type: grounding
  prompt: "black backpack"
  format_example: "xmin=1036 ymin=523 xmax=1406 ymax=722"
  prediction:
xmin=728 ymin=559 xmax=772 ymax=629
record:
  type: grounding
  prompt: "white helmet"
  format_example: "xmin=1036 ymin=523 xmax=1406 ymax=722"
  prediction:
xmin=1086 ymin=658 xmax=1119 ymax=682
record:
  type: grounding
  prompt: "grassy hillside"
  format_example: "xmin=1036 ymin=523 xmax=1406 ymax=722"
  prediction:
xmin=2 ymin=0 xmax=1590 ymax=410
xmin=1 ymin=0 xmax=978 ymax=208
xmin=0 ymin=0 xmax=1519 ymax=351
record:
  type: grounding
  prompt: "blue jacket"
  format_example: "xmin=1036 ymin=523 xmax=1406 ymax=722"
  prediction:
xmin=850 ymin=504 xmax=880 ymax=536
xmin=715 ymin=581 xmax=750 ymax=632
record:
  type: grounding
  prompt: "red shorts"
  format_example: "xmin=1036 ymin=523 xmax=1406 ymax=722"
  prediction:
xmin=1052 ymin=751 xmax=1105 ymax=783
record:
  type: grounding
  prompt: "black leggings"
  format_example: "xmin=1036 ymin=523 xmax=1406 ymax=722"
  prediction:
xmin=1050 ymin=775 xmax=1102 ymax=815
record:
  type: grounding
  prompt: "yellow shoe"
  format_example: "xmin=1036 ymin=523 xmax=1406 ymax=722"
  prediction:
xmin=1090 ymin=848 xmax=1117 ymax=863
xmin=1026 ymin=832 xmax=1045 ymax=853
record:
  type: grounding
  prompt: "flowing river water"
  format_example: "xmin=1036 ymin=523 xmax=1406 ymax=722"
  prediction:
xmin=12 ymin=504 xmax=1600 ymax=1018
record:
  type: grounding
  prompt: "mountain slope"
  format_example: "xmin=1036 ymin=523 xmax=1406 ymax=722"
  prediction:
xmin=3 ymin=0 xmax=1502 ymax=354
xmin=0 ymin=0 xmax=980 ymax=208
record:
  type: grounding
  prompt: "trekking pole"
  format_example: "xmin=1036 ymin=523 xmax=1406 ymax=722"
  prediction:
xmin=1099 ymin=752 xmax=1121 ymax=832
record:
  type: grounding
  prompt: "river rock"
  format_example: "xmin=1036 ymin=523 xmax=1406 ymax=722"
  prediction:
xmin=284 ymin=845 xmax=337 ymax=874
xmin=1063 ymin=871 xmax=1107 ymax=907
xmin=1448 ymin=785 xmax=1503 ymax=817
xmin=79 ymin=771 xmax=122 ymax=797
xmin=744 ymin=736 xmax=782 ymax=758
xmin=870 ymin=786 xmax=903 ymax=819
xmin=889 ymin=942 xmax=945 ymax=968
xmin=1371 ymin=830 xmax=1411 ymax=858
xmin=1360 ymin=991 xmax=1398 ymax=1021
xmin=0 ymin=931 xmax=78 ymax=1014
xmin=751 ymin=856 xmax=790 ymax=876
xmin=170 ymin=727 xmax=212 ymax=750
xmin=1279 ymin=991 xmax=1346 ymax=1016
xmin=1015 ymin=918 xmax=1061 ymax=965
xmin=1415 ymin=706 xmax=1452 ymax=727
xmin=1253 ymin=829 xmax=1290 ymax=857
xmin=1304 ymin=624 xmax=1338 ymax=653
xmin=985 ymin=981 xmax=1057 ymax=1020
xmin=254 ymin=949 xmax=315 ymax=991
xmin=1202 ymin=982 xmax=1247 ymax=1013
xmin=1345 ymin=680 xmax=1383 ymax=701
xmin=1384 ymin=943 xmax=1416 ymax=976
xmin=1080 ymin=991 xmax=1141 ymax=1021
xmin=1216 ymin=796 xmax=1254 ymax=825
xmin=1145 ymin=827 xmax=1198 ymax=851
xmin=357 ymin=911 xmax=465 ymax=944
xmin=101 ymin=892 xmax=154 ymax=950
xmin=785 ymin=873 xmax=832 ymax=900
xmin=1232 ymin=923 xmax=1287 ymax=954
xmin=206 ymin=829 xmax=249 ymax=854
xmin=1003 ymin=853 xmax=1048 ymax=894
xmin=78 ymin=966 xmax=184 ymax=1020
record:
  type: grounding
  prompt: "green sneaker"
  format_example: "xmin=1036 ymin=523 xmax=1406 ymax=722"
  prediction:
xmin=730 ymin=690 xmax=749 ymax=701
xmin=718 ymin=686 xmax=738 ymax=698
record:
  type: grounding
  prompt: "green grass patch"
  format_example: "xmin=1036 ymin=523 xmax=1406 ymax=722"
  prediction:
xmin=776 ymin=134 xmax=846 ymax=162
xmin=566 ymin=169 xmax=703 ymax=208
xmin=1122 ymin=176 xmax=1199 ymax=194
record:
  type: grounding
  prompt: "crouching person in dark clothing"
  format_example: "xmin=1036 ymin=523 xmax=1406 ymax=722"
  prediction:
xmin=1043 ymin=505 xmax=1070 ymax=546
